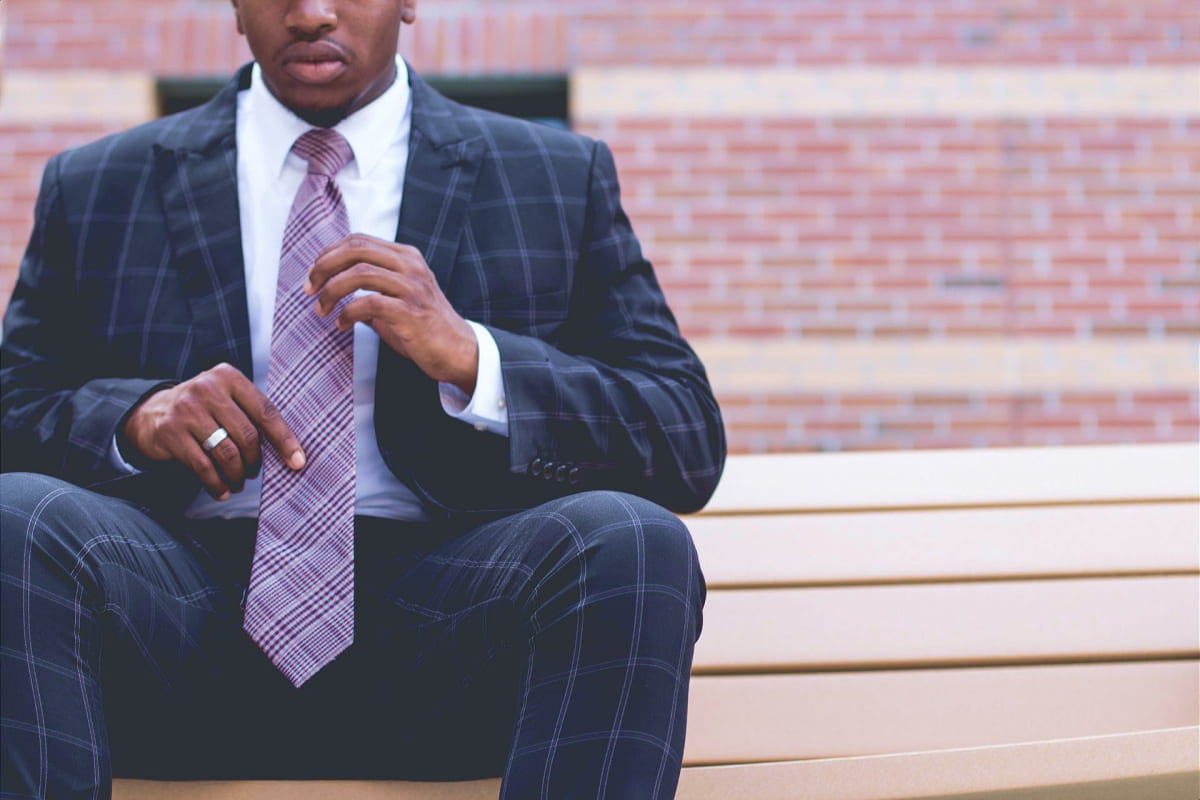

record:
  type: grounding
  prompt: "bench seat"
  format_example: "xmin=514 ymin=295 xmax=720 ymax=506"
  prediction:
xmin=114 ymin=443 xmax=1200 ymax=798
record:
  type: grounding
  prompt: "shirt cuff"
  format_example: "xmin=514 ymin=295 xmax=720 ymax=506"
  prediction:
xmin=438 ymin=320 xmax=509 ymax=436
xmin=109 ymin=434 xmax=142 ymax=475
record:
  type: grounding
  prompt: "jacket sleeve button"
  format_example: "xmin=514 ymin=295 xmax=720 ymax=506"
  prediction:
xmin=541 ymin=461 xmax=557 ymax=480
xmin=529 ymin=458 xmax=543 ymax=477
xmin=555 ymin=464 xmax=570 ymax=483
xmin=567 ymin=467 xmax=581 ymax=486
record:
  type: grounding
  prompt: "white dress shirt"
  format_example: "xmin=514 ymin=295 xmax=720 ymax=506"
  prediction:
xmin=116 ymin=58 xmax=509 ymax=520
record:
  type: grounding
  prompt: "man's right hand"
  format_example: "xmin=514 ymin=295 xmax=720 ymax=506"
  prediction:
xmin=121 ymin=363 xmax=305 ymax=500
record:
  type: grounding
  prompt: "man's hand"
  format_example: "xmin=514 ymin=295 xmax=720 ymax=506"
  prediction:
xmin=121 ymin=363 xmax=305 ymax=500
xmin=305 ymin=234 xmax=479 ymax=395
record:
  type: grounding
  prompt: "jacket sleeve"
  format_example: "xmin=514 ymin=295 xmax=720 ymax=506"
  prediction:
xmin=490 ymin=140 xmax=726 ymax=513
xmin=1 ymin=155 xmax=173 ymax=485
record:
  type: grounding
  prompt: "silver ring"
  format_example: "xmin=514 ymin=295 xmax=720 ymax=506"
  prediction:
xmin=201 ymin=427 xmax=230 ymax=452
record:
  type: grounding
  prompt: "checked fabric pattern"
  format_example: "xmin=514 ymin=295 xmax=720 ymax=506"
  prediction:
xmin=245 ymin=128 xmax=356 ymax=687
xmin=2 ymin=65 xmax=724 ymax=514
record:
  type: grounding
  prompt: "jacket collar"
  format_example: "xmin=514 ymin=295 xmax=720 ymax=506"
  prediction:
xmin=155 ymin=61 xmax=470 ymax=155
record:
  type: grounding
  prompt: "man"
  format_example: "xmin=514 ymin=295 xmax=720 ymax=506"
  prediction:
xmin=0 ymin=0 xmax=725 ymax=798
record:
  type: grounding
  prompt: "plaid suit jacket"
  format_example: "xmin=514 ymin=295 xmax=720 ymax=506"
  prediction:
xmin=0 ymin=65 xmax=725 ymax=522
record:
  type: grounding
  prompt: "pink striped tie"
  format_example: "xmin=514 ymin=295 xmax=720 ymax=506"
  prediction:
xmin=245 ymin=128 xmax=356 ymax=687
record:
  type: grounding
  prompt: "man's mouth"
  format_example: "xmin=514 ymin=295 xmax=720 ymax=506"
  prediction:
xmin=283 ymin=59 xmax=346 ymax=83
xmin=281 ymin=41 xmax=348 ymax=84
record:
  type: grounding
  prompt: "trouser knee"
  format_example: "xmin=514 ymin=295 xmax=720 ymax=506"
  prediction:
xmin=544 ymin=491 xmax=706 ymax=633
xmin=1 ymin=472 xmax=91 ymax=564
xmin=0 ymin=472 xmax=168 ymax=606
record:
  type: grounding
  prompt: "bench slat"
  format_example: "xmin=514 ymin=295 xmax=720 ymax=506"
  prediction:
xmin=684 ymin=661 xmax=1199 ymax=764
xmin=677 ymin=727 xmax=1200 ymax=800
xmin=695 ymin=575 xmax=1199 ymax=671
xmin=690 ymin=502 xmax=1198 ymax=588
xmin=700 ymin=443 xmax=1199 ymax=514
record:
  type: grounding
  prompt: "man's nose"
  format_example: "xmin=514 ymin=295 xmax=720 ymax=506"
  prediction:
xmin=285 ymin=0 xmax=337 ymax=36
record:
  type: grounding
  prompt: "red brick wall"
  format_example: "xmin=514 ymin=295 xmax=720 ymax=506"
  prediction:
xmin=8 ymin=1 xmax=1196 ymax=72
xmin=3 ymin=0 xmax=1197 ymax=454
xmin=593 ymin=115 xmax=1199 ymax=339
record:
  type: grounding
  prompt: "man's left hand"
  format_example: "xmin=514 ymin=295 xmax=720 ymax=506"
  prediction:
xmin=306 ymin=234 xmax=478 ymax=395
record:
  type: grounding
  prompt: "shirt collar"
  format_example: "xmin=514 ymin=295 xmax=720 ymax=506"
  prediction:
xmin=245 ymin=56 xmax=412 ymax=181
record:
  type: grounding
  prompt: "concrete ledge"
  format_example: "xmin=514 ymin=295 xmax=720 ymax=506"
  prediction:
xmin=0 ymin=70 xmax=156 ymax=123
xmin=692 ymin=338 xmax=1200 ymax=393
xmin=575 ymin=67 xmax=1200 ymax=118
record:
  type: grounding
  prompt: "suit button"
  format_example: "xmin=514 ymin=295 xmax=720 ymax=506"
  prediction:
xmin=555 ymin=464 xmax=570 ymax=483
xmin=529 ymin=458 xmax=543 ymax=478
xmin=541 ymin=461 xmax=557 ymax=480
xmin=568 ymin=467 xmax=581 ymax=486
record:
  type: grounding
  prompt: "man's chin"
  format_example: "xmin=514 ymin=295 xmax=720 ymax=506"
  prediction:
xmin=291 ymin=103 xmax=352 ymax=129
xmin=264 ymin=81 xmax=353 ymax=127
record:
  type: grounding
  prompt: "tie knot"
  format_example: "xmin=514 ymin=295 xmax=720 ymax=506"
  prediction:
xmin=292 ymin=128 xmax=354 ymax=177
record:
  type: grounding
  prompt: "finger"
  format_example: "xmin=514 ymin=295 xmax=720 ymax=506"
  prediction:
xmin=206 ymin=403 xmax=260 ymax=490
xmin=202 ymin=427 xmax=246 ymax=492
xmin=306 ymin=235 xmax=421 ymax=296
xmin=229 ymin=377 xmax=306 ymax=471
xmin=315 ymin=263 xmax=407 ymax=317
xmin=335 ymin=293 xmax=397 ymax=333
xmin=203 ymin=364 xmax=265 ymax=480
xmin=174 ymin=435 xmax=232 ymax=501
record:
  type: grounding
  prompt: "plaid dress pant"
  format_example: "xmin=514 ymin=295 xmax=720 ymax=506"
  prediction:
xmin=0 ymin=472 xmax=704 ymax=799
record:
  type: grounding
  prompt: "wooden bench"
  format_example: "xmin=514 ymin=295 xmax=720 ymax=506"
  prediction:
xmin=115 ymin=442 xmax=1199 ymax=799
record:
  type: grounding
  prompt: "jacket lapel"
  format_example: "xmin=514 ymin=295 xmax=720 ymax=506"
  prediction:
xmin=151 ymin=65 xmax=481 ymax=380
xmin=396 ymin=69 xmax=485 ymax=295
xmin=154 ymin=67 xmax=254 ymax=375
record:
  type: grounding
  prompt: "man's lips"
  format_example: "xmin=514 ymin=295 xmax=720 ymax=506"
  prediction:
xmin=283 ymin=60 xmax=346 ymax=83
xmin=281 ymin=41 xmax=348 ymax=84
